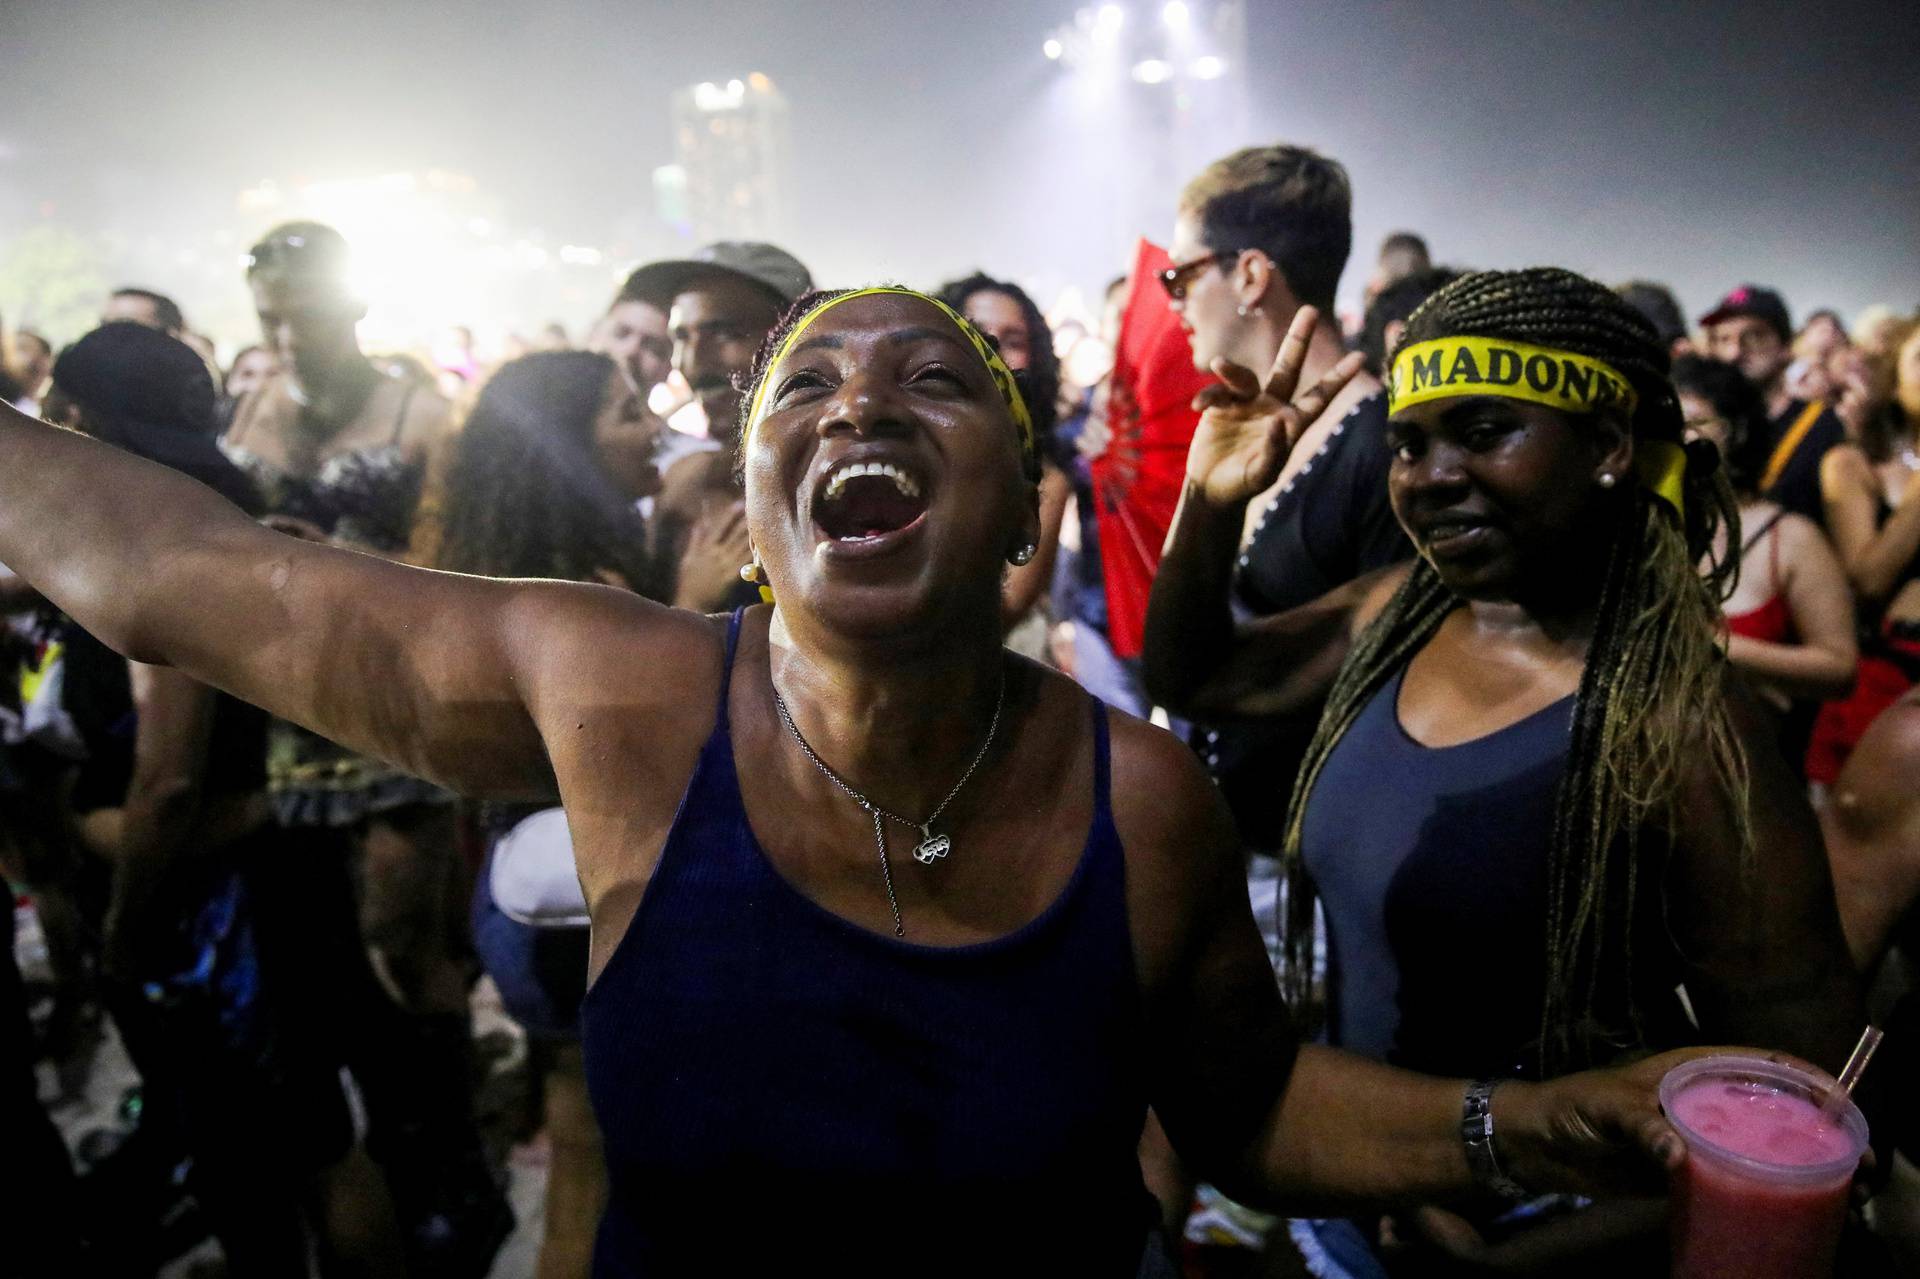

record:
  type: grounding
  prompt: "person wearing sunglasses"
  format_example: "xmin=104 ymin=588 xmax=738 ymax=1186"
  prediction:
xmin=1158 ymin=147 xmax=1409 ymax=903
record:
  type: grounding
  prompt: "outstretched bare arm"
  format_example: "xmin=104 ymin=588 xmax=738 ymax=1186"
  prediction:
xmin=0 ymin=400 xmax=673 ymax=799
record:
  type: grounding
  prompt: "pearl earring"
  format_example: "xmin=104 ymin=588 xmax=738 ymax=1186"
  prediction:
xmin=1011 ymin=544 xmax=1036 ymax=566
xmin=739 ymin=561 xmax=763 ymax=583
xmin=1597 ymin=473 xmax=1618 ymax=489
xmin=1236 ymin=305 xmax=1249 ymax=317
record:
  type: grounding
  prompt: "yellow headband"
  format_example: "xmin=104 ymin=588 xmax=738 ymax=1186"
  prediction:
xmin=1636 ymin=439 xmax=1687 ymax=520
xmin=1390 ymin=335 xmax=1689 ymax=519
xmin=742 ymin=286 xmax=1036 ymax=466
xmin=1389 ymin=336 xmax=1639 ymax=419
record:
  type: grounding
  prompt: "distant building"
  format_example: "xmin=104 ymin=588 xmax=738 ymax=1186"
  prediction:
xmin=667 ymin=73 xmax=791 ymax=243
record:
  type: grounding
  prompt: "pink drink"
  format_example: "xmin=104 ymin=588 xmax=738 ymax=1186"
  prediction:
xmin=1660 ymin=1056 xmax=1868 ymax=1279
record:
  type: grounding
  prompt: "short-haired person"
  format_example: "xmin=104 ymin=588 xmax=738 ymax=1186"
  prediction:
xmin=1702 ymin=284 xmax=1846 ymax=524
xmin=0 ymin=285 xmax=1769 ymax=1275
xmin=1147 ymin=269 xmax=1861 ymax=1270
xmin=1365 ymin=231 xmax=1430 ymax=307
xmin=1164 ymin=143 xmax=1408 ymax=855
xmin=621 ymin=241 xmax=813 ymax=612
xmin=1358 ymin=266 xmax=1464 ymax=377
xmin=222 ymin=343 xmax=276 ymax=404
xmin=936 ymin=271 xmax=1070 ymax=632
xmin=7 ymin=328 xmax=52 ymax=413
xmin=103 ymin=286 xmax=187 ymax=336
xmin=1616 ymin=280 xmax=1692 ymax=361
xmin=590 ymin=277 xmax=675 ymax=401
xmin=1672 ymin=356 xmax=1855 ymax=757
xmin=222 ymin=221 xmax=510 ymax=1270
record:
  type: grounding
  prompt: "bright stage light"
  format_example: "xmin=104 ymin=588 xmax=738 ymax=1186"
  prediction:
xmin=1189 ymin=54 xmax=1227 ymax=79
xmin=1043 ymin=37 xmax=1064 ymax=59
xmin=1161 ymin=1 xmax=1189 ymax=30
xmin=1130 ymin=58 xmax=1171 ymax=84
xmin=1095 ymin=4 xmax=1125 ymax=38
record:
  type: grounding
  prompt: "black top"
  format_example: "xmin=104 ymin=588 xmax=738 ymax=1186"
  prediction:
xmin=1232 ymin=392 xmax=1407 ymax=616
xmin=1760 ymin=399 xmax=1846 ymax=526
xmin=582 ymin=612 xmax=1165 ymax=1275
xmin=1196 ymin=393 xmax=1411 ymax=847
xmin=1302 ymin=664 xmax=1693 ymax=1078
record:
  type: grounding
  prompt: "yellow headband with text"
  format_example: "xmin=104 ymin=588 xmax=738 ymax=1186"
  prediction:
xmin=1390 ymin=336 xmax=1689 ymax=518
xmin=1390 ymin=336 xmax=1640 ymax=419
xmin=743 ymin=287 xmax=1036 ymax=466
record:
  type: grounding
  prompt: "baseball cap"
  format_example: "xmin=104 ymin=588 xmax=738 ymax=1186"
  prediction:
xmin=619 ymin=242 xmax=813 ymax=312
xmin=1699 ymin=285 xmax=1791 ymax=343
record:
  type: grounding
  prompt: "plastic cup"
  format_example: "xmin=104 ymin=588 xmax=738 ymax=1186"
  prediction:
xmin=1660 ymin=1055 xmax=1868 ymax=1279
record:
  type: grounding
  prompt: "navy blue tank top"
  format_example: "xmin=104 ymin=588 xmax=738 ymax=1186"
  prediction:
xmin=581 ymin=611 xmax=1151 ymax=1275
xmin=1301 ymin=663 xmax=1575 ymax=1079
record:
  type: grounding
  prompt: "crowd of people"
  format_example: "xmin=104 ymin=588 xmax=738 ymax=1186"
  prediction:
xmin=2 ymin=137 xmax=1919 ymax=1278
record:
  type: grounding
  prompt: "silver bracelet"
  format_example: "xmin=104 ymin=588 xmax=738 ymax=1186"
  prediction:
xmin=1461 ymin=1079 xmax=1531 ymax=1202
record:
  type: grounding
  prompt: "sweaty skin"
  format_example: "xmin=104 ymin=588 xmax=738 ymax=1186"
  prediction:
xmin=0 ymin=295 xmax=1747 ymax=1223
xmin=651 ymin=275 xmax=785 ymax=610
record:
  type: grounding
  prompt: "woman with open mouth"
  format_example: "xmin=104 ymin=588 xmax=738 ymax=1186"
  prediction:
xmin=1145 ymin=268 xmax=1863 ymax=1271
xmin=0 ymin=284 xmax=1808 ymax=1275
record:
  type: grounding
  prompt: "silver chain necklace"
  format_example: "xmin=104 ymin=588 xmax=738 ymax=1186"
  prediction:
xmin=771 ymin=675 xmax=1005 ymax=938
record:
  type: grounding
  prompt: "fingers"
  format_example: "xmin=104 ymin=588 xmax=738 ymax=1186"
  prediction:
xmin=1411 ymin=1206 xmax=1490 ymax=1261
xmin=1262 ymin=305 xmax=1320 ymax=403
xmin=1192 ymin=383 xmax=1244 ymax=412
xmin=1286 ymin=350 xmax=1367 ymax=431
xmin=1636 ymin=1113 xmax=1686 ymax=1171
xmin=1208 ymin=357 xmax=1264 ymax=401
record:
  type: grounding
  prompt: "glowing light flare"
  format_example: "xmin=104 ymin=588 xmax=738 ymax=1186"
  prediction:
xmin=1094 ymin=3 xmax=1125 ymax=40
xmin=692 ymin=79 xmax=749 ymax=112
xmin=1162 ymin=0 xmax=1189 ymax=29
xmin=1043 ymin=37 xmax=1064 ymax=59
xmin=1189 ymin=54 xmax=1227 ymax=79
xmin=1130 ymin=58 xmax=1171 ymax=84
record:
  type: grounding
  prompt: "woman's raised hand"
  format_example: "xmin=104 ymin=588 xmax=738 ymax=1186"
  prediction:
xmin=1183 ymin=305 xmax=1365 ymax=507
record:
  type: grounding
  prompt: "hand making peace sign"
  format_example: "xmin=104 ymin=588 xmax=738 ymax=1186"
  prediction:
xmin=1182 ymin=305 xmax=1367 ymax=507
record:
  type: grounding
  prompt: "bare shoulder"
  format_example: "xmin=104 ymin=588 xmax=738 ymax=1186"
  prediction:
xmin=501 ymin=579 xmax=727 ymax=722
xmin=1774 ymin=508 xmax=1821 ymax=546
xmin=1829 ymin=690 xmax=1920 ymax=841
xmin=1820 ymin=441 xmax=1874 ymax=490
xmin=1350 ymin=559 xmax=1415 ymax=635
xmin=1103 ymin=704 xmax=1244 ymax=977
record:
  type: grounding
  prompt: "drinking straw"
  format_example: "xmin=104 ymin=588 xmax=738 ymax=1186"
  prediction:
xmin=1823 ymin=1025 xmax=1885 ymax=1117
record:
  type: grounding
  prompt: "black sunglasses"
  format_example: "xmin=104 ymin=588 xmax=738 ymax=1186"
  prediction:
xmin=1159 ymin=251 xmax=1234 ymax=301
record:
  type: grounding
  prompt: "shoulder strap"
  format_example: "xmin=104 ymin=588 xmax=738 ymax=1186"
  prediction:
xmin=1088 ymin=694 xmax=1112 ymax=816
xmin=1740 ymin=508 xmax=1787 ymax=556
xmin=1759 ymin=401 xmax=1827 ymax=495
xmin=717 ymin=608 xmax=746 ymax=722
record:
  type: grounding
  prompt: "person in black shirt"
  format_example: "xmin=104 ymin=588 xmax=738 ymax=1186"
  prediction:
xmin=1163 ymin=144 xmax=1413 ymax=848
xmin=1701 ymin=284 xmax=1845 ymax=524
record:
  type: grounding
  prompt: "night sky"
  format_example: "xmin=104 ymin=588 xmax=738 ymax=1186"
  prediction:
xmin=3 ymin=0 xmax=1916 ymax=344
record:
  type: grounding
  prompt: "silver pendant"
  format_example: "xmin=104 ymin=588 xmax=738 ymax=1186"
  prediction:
xmin=912 ymin=825 xmax=951 ymax=865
